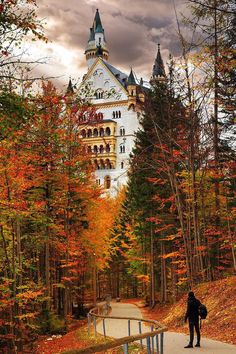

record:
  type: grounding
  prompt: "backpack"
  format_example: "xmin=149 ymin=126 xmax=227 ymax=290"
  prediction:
xmin=199 ymin=304 xmax=207 ymax=319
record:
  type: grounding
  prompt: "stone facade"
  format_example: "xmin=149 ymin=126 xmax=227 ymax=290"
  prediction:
xmin=76 ymin=9 xmax=164 ymax=196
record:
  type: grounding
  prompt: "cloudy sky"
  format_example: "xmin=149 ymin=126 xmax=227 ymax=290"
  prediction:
xmin=32 ymin=0 xmax=187 ymax=90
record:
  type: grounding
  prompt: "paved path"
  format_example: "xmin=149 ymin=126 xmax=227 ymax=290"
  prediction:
xmin=96 ymin=302 xmax=236 ymax=354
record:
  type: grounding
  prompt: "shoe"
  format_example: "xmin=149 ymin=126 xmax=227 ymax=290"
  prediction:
xmin=184 ymin=344 xmax=193 ymax=348
xmin=195 ymin=343 xmax=200 ymax=347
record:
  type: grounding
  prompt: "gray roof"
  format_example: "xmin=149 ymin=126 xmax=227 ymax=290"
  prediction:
xmin=103 ymin=61 xmax=128 ymax=87
xmin=127 ymin=68 xmax=136 ymax=85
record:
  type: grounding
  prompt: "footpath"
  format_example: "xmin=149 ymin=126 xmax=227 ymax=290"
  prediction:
xmin=96 ymin=302 xmax=236 ymax=354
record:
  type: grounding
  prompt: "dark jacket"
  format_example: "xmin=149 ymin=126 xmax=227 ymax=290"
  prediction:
xmin=185 ymin=295 xmax=201 ymax=322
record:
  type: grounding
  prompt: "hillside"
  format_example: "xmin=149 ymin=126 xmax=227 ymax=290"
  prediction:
xmin=143 ymin=276 xmax=236 ymax=345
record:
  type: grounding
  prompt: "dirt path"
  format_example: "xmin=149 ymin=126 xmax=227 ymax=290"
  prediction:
xmin=96 ymin=302 xmax=236 ymax=354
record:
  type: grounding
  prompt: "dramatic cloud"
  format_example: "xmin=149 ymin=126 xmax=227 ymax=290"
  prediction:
xmin=34 ymin=0 xmax=187 ymax=89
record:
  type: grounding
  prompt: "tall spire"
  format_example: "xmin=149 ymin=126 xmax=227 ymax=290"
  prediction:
xmin=85 ymin=9 xmax=109 ymax=68
xmin=127 ymin=68 xmax=136 ymax=85
xmin=66 ymin=78 xmax=74 ymax=94
xmin=151 ymin=43 xmax=166 ymax=83
xmin=93 ymin=9 xmax=103 ymax=33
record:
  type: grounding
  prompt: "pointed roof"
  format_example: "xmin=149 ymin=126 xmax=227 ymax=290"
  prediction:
xmin=152 ymin=44 xmax=166 ymax=78
xmin=93 ymin=9 xmax=104 ymax=34
xmin=127 ymin=68 xmax=136 ymax=85
xmin=66 ymin=78 xmax=74 ymax=94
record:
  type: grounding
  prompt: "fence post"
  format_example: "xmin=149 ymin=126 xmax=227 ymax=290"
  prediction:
xmin=102 ymin=318 xmax=106 ymax=337
xmin=128 ymin=319 xmax=131 ymax=336
xmin=146 ymin=337 xmax=151 ymax=354
xmin=160 ymin=333 xmax=164 ymax=354
xmin=93 ymin=316 xmax=97 ymax=336
xmin=156 ymin=334 xmax=159 ymax=354
xmin=87 ymin=313 xmax=91 ymax=335
xmin=138 ymin=321 xmax=143 ymax=348
xmin=151 ymin=325 xmax=154 ymax=353
xmin=123 ymin=343 xmax=129 ymax=354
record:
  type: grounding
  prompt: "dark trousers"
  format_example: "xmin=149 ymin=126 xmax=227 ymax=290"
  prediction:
xmin=189 ymin=319 xmax=200 ymax=345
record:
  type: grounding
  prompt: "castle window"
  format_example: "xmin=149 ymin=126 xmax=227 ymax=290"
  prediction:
xmin=118 ymin=111 xmax=121 ymax=118
xmin=100 ymin=145 xmax=104 ymax=153
xmin=105 ymin=127 xmax=111 ymax=136
xmin=116 ymin=111 xmax=118 ymax=118
xmin=94 ymin=145 xmax=98 ymax=154
xmin=105 ymin=159 xmax=112 ymax=169
xmin=104 ymin=175 xmax=111 ymax=189
xmin=87 ymin=146 xmax=92 ymax=153
xmin=113 ymin=111 xmax=115 ymax=119
xmin=94 ymin=160 xmax=99 ymax=170
xmin=96 ymin=89 xmax=104 ymax=99
xmin=120 ymin=127 xmax=125 ymax=136
xmin=81 ymin=129 xmax=86 ymax=138
xmin=93 ymin=128 xmax=98 ymax=137
xmin=120 ymin=144 xmax=125 ymax=153
xmin=100 ymin=128 xmax=104 ymax=137
xmin=100 ymin=160 xmax=105 ymax=169
xmin=105 ymin=144 xmax=110 ymax=153
xmin=121 ymin=162 xmax=124 ymax=169
xmin=87 ymin=129 xmax=92 ymax=137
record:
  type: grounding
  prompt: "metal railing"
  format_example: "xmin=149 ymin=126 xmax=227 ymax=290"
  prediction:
xmin=66 ymin=302 xmax=168 ymax=353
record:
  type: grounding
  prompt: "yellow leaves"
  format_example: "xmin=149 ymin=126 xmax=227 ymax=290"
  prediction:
xmin=16 ymin=290 xmax=44 ymax=301
xmin=136 ymin=274 xmax=150 ymax=283
xmin=16 ymin=312 xmax=39 ymax=320
xmin=162 ymin=251 xmax=180 ymax=259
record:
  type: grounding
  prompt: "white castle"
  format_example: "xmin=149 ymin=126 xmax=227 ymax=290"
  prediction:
xmin=68 ymin=9 xmax=165 ymax=196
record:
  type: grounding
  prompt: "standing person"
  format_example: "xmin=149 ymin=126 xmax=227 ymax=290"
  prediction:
xmin=184 ymin=291 xmax=201 ymax=348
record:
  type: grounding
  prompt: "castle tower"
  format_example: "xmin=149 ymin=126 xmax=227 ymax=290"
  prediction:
xmin=127 ymin=68 xmax=137 ymax=110
xmin=85 ymin=9 xmax=109 ymax=68
xmin=150 ymin=44 xmax=166 ymax=84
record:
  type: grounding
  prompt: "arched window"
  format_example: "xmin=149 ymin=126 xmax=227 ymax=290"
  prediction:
xmin=105 ymin=159 xmax=112 ymax=169
xmin=120 ymin=127 xmax=125 ymax=136
xmin=104 ymin=175 xmax=111 ymax=189
xmin=120 ymin=144 xmax=125 ymax=153
xmin=121 ymin=161 xmax=124 ymax=169
xmin=93 ymin=145 xmax=98 ymax=154
xmin=93 ymin=128 xmax=98 ymax=137
xmin=100 ymin=128 xmax=104 ymax=137
xmin=105 ymin=144 xmax=110 ymax=153
xmin=99 ymin=145 xmax=104 ymax=153
xmin=97 ymin=112 xmax=103 ymax=120
xmin=113 ymin=111 xmax=115 ymax=119
xmin=116 ymin=111 xmax=118 ymax=118
xmin=87 ymin=129 xmax=92 ymax=138
xmin=100 ymin=160 xmax=105 ymax=169
xmin=81 ymin=129 xmax=86 ymax=138
xmin=118 ymin=111 xmax=121 ymax=118
xmin=105 ymin=127 xmax=111 ymax=136
xmin=87 ymin=146 xmax=92 ymax=153
xmin=96 ymin=90 xmax=103 ymax=99
xmin=94 ymin=160 xmax=99 ymax=170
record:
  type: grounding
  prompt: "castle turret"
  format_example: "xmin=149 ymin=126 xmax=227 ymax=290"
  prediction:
xmin=127 ymin=68 xmax=137 ymax=109
xmin=85 ymin=9 xmax=109 ymax=68
xmin=150 ymin=44 xmax=166 ymax=84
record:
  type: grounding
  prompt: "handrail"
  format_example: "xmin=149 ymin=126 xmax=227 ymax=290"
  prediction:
xmin=63 ymin=302 xmax=168 ymax=354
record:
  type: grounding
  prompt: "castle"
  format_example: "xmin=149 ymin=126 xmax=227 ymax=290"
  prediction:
xmin=72 ymin=9 xmax=165 ymax=196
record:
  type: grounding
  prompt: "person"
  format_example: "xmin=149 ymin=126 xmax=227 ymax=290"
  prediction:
xmin=184 ymin=291 xmax=201 ymax=348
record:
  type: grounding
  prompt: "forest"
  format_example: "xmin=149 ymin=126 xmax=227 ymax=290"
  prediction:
xmin=0 ymin=0 xmax=235 ymax=353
